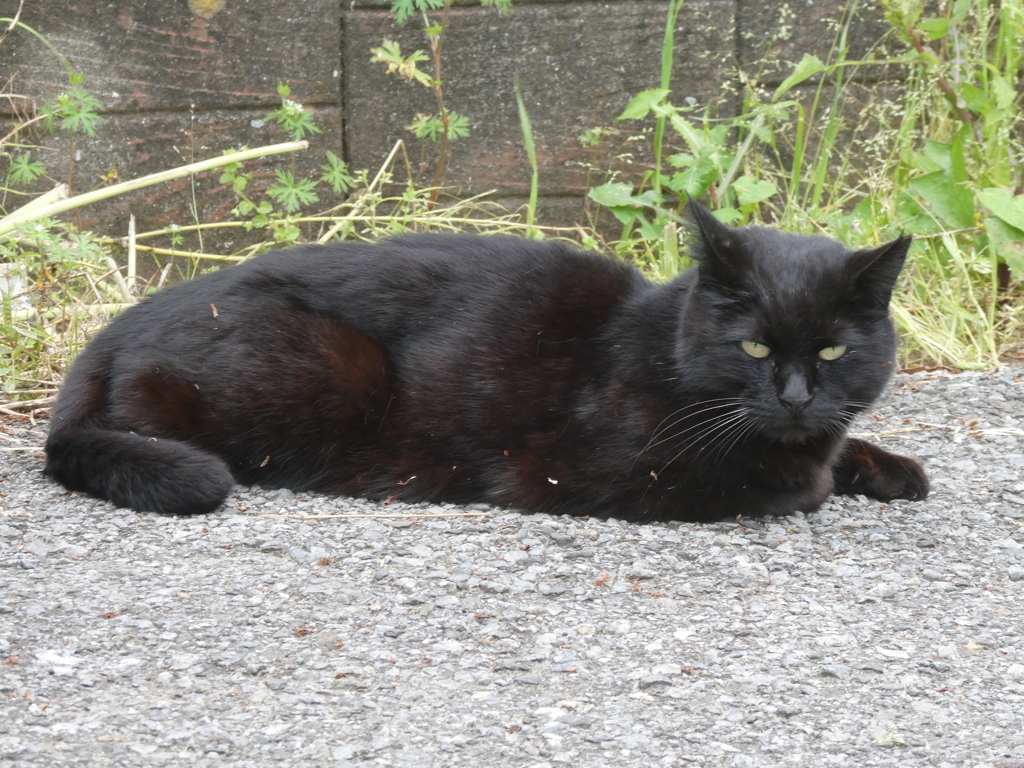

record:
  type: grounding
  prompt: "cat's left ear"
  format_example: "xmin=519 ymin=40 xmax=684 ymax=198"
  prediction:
xmin=846 ymin=234 xmax=912 ymax=306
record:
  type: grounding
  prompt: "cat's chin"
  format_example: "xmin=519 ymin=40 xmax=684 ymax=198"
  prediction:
xmin=772 ymin=421 xmax=825 ymax=446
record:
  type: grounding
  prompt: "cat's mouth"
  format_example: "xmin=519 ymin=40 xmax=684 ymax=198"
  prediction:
xmin=773 ymin=417 xmax=820 ymax=445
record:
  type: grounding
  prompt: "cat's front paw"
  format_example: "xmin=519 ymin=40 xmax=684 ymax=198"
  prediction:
xmin=832 ymin=438 xmax=929 ymax=502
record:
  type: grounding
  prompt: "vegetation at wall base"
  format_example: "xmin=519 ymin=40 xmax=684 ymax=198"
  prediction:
xmin=586 ymin=0 xmax=1024 ymax=369
xmin=2 ymin=0 xmax=1024 ymax=414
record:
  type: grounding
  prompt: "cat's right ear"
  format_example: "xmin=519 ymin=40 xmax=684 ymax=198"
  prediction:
xmin=686 ymin=198 xmax=751 ymax=291
xmin=846 ymin=234 xmax=913 ymax=307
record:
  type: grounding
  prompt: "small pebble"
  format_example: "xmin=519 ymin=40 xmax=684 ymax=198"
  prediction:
xmin=638 ymin=674 xmax=672 ymax=689
xmin=820 ymin=664 xmax=851 ymax=680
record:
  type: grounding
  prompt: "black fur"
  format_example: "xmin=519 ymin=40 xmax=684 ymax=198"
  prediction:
xmin=44 ymin=201 xmax=928 ymax=518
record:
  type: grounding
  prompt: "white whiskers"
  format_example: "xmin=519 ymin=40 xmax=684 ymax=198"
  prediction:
xmin=639 ymin=398 xmax=759 ymax=477
xmin=638 ymin=394 xmax=873 ymax=483
xmin=641 ymin=398 xmax=748 ymax=453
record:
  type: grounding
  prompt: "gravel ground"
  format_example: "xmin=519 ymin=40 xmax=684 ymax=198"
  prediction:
xmin=2 ymin=368 xmax=1024 ymax=768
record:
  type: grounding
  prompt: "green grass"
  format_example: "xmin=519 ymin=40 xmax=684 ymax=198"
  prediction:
xmin=587 ymin=0 xmax=1024 ymax=369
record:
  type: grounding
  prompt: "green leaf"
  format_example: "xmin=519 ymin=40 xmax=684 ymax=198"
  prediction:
xmin=606 ymin=206 xmax=641 ymax=228
xmin=917 ymin=18 xmax=950 ymax=40
xmin=635 ymin=190 xmax=665 ymax=207
xmin=636 ymin=214 xmax=666 ymax=241
xmin=752 ymin=122 xmax=774 ymax=143
xmin=409 ymin=110 xmax=471 ymax=142
xmin=991 ymin=75 xmax=1016 ymax=110
xmin=669 ymin=114 xmax=705 ymax=154
xmin=42 ymin=87 xmax=104 ymax=137
xmin=666 ymin=161 xmax=719 ymax=200
xmin=978 ymin=188 xmax=1024 ymax=231
xmin=895 ymin=191 xmax=940 ymax=235
xmin=707 ymin=125 xmax=730 ymax=145
xmin=267 ymin=95 xmax=322 ymax=142
xmin=986 ymin=216 xmax=1024 ymax=273
xmin=841 ymin=195 xmax=881 ymax=233
xmin=588 ymin=182 xmax=637 ymax=208
xmin=922 ymin=140 xmax=952 ymax=171
xmin=370 ymin=41 xmax=433 ymax=87
xmin=589 ymin=182 xmax=664 ymax=238
xmin=902 ymin=150 xmax=941 ymax=175
xmin=389 ymin=0 xmax=444 ymax=24
xmin=407 ymin=113 xmax=446 ymax=141
xmin=732 ymin=176 xmax=777 ymax=207
xmin=268 ymin=170 xmax=319 ymax=213
xmin=956 ymin=82 xmax=994 ymax=114
xmin=667 ymin=152 xmax=696 ymax=169
xmin=273 ymin=221 xmax=301 ymax=244
xmin=480 ymin=0 xmax=512 ymax=13
xmin=908 ymin=170 xmax=975 ymax=230
xmin=321 ymin=151 xmax=354 ymax=194
xmin=578 ymin=126 xmax=617 ymax=149
xmin=167 ymin=223 xmax=183 ymax=247
xmin=445 ymin=111 xmax=470 ymax=140
xmin=64 ymin=232 xmax=103 ymax=263
xmin=39 ymin=101 xmax=59 ymax=134
xmin=587 ymin=182 xmax=659 ymax=208
xmin=949 ymin=127 xmax=968 ymax=184
xmin=773 ymin=54 xmax=825 ymax=100
xmin=61 ymin=108 xmax=101 ymax=136
xmin=7 ymin=155 xmax=46 ymax=187
xmin=618 ymin=89 xmax=670 ymax=121
xmin=711 ymin=207 xmax=742 ymax=225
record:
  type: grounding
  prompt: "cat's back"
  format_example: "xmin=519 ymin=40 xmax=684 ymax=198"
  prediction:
xmin=224 ymin=234 xmax=642 ymax=337
xmin=311 ymin=233 xmax=648 ymax=347
xmin=250 ymin=232 xmax=640 ymax=301
xmin=90 ymin=233 xmax=647 ymax=355
xmin=135 ymin=233 xmax=636 ymax=300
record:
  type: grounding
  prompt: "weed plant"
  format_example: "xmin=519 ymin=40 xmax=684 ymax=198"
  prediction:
xmin=370 ymin=0 xmax=512 ymax=205
xmin=588 ymin=0 xmax=1024 ymax=368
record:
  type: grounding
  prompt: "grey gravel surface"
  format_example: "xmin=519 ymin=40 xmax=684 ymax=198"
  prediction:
xmin=2 ymin=368 xmax=1024 ymax=768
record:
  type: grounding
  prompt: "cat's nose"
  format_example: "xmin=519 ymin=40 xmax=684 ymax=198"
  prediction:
xmin=779 ymin=373 xmax=813 ymax=413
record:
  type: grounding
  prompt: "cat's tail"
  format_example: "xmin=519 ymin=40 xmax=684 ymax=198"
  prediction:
xmin=44 ymin=354 xmax=234 ymax=515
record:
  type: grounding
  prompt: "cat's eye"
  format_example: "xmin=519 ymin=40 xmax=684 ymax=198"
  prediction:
xmin=741 ymin=341 xmax=771 ymax=359
xmin=818 ymin=345 xmax=847 ymax=361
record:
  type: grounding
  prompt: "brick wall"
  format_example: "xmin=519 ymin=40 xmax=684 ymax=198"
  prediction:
xmin=0 ymin=0 xmax=897 ymax=246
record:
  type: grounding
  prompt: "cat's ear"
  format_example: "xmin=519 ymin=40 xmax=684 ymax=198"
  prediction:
xmin=686 ymin=198 xmax=751 ymax=290
xmin=846 ymin=234 xmax=912 ymax=306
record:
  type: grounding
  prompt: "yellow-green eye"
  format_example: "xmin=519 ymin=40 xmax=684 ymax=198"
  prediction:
xmin=818 ymin=345 xmax=847 ymax=361
xmin=741 ymin=341 xmax=771 ymax=359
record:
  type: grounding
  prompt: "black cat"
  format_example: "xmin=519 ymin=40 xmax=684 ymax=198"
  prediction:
xmin=44 ymin=201 xmax=928 ymax=520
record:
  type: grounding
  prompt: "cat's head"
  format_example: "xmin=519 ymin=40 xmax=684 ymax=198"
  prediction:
xmin=677 ymin=200 xmax=911 ymax=444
